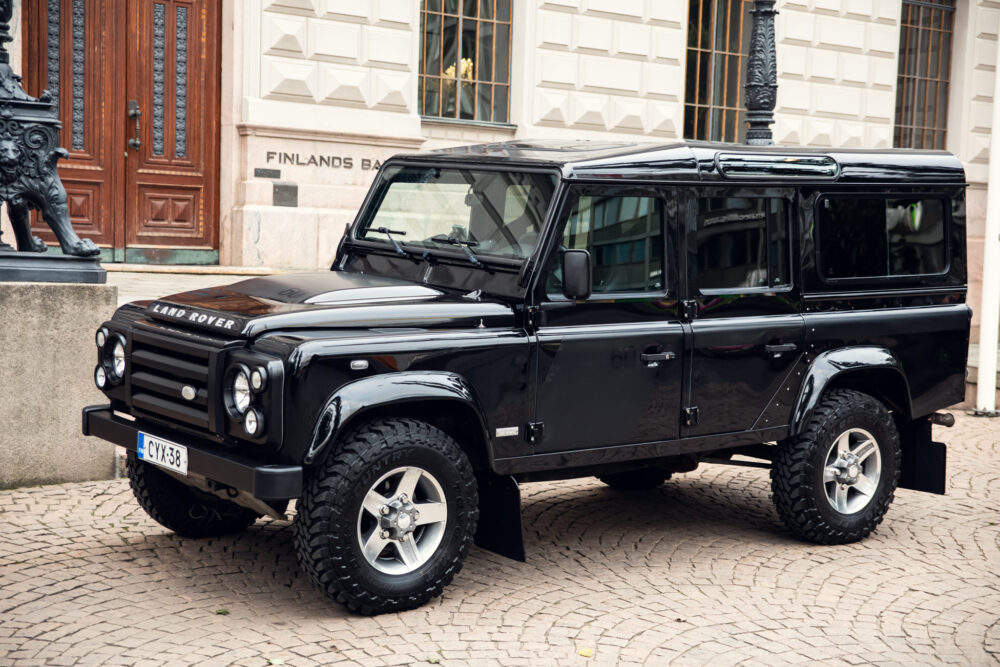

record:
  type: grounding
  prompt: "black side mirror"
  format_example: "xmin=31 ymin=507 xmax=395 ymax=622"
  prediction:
xmin=562 ymin=249 xmax=591 ymax=300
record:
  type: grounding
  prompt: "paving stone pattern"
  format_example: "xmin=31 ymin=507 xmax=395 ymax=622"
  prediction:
xmin=2 ymin=415 xmax=999 ymax=666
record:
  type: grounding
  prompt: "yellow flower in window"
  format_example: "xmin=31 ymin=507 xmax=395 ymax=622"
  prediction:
xmin=443 ymin=58 xmax=475 ymax=80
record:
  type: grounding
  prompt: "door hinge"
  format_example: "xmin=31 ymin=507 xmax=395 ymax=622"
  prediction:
xmin=681 ymin=299 xmax=698 ymax=321
xmin=525 ymin=306 xmax=540 ymax=330
xmin=526 ymin=421 xmax=545 ymax=443
xmin=682 ymin=407 xmax=700 ymax=427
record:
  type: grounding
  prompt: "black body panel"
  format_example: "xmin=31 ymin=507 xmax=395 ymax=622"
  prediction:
xmin=84 ymin=140 xmax=969 ymax=501
xmin=83 ymin=406 xmax=302 ymax=500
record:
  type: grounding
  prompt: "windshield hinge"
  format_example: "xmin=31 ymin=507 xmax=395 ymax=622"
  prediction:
xmin=681 ymin=299 xmax=698 ymax=321
xmin=526 ymin=421 xmax=545 ymax=443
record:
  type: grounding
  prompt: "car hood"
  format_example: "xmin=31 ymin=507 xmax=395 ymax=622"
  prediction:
xmin=143 ymin=271 xmax=514 ymax=337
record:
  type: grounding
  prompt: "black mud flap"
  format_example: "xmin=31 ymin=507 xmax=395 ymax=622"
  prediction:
xmin=474 ymin=473 xmax=525 ymax=562
xmin=898 ymin=418 xmax=947 ymax=495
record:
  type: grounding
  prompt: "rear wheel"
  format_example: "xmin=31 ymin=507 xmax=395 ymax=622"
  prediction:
xmin=597 ymin=468 xmax=672 ymax=491
xmin=126 ymin=452 xmax=262 ymax=538
xmin=294 ymin=418 xmax=479 ymax=615
xmin=770 ymin=389 xmax=901 ymax=544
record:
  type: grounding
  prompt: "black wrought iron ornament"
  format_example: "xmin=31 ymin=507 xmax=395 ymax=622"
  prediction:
xmin=744 ymin=0 xmax=778 ymax=146
xmin=0 ymin=0 xmax=99 ymax=256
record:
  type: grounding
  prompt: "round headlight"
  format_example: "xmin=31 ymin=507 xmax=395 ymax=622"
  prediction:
xmin=244 ymin=409 xmax=261 ymax=436
xmin=232 ymin=370 xmax=251 ymax=414
xmin=95 ymin=366 xmax=107 ymax=388
xmin=95 ymin=328 xmax=107 ymax=348
xmin=250 ymin=368 xmax=266 ymax=391
xmin=112 ymin=339 xmax=126 ymax=378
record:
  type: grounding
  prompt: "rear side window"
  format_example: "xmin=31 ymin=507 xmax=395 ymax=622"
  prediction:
xmin=817 ymin=196 xmax=947 ymax=279
xmin=695 ymin=197 xmax=789 ymax=291
xmin=548 ymin=193 xmax=664 ymax=295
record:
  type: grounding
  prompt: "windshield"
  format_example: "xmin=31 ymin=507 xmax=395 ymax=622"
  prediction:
xmin=356 ymin=166 xmax=558 ymax=261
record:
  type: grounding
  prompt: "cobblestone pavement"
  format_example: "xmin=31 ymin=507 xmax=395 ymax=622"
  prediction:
xmin=2 ymin=415 xmax=999 ymax=666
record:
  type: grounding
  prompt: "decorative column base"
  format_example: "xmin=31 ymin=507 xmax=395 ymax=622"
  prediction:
xmin=745 ymin=107 xmax=778 ymax=147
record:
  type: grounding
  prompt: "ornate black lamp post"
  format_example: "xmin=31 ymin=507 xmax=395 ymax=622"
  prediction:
xmin=744 ymin=0 xmax=778 ymax=146
xmin=0 ymin=0 xmax=100 ymax=263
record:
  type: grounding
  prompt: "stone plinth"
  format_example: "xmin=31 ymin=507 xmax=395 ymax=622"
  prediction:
xmin=0 ymin=282 xmax=118 ymax=488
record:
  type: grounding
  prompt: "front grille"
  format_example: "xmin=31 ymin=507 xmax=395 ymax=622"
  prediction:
xmin=129 ymin=329 xmax=219 ymax=431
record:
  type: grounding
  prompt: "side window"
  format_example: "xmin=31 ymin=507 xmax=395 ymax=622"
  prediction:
xmin=817 ymin=196 xmax=947 ymax=279
xmin=548 ymin=193 xmax=664 ymax=295
xmin=696 ymin=197 xmax=788 ymax=291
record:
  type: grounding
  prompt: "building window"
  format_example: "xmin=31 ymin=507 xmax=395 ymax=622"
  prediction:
xmin=895 ymin=0 xmax=955 ymax=150
xmin=419 ymin=1 xmax=511 ymax=124
xmin=684 ymin=0 xmax=754 ymax=143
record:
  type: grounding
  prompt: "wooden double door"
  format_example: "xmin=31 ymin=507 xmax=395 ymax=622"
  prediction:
xmin=23 ymin=0 xmax=221 ymax=262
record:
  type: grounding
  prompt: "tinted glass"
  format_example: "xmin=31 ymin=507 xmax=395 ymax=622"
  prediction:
xmin=549 ymin=194 xmax=664 ymax=294
xmin=818 ymin=196 xmax=947 ymax=279
xmin=696 ymin=197 xmax=788 ymax=290
xmin=358 ymin=167 xmax=557 ymax=261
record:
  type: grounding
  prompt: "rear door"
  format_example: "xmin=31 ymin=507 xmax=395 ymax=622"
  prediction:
xmin=683 ymin=187 xmax=805 ymax=436
xmin=532 ymin=185 xmax=684 ymax=453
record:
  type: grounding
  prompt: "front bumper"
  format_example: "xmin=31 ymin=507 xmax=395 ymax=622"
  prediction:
xmin=82 ymin=405 xmax=302 ymax=500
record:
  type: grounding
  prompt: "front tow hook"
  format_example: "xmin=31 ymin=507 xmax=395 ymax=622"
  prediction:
xmin=929 ymin=412 xmax=955 ymax=427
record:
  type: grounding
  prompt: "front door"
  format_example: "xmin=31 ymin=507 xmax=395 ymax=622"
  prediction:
xmin=684 ymin=188 xmax=805 ymax=437
xmin=23 ymin=0 xmax=221 ymax=263
xmin=533 ymin=185 xmax=684 ymax=454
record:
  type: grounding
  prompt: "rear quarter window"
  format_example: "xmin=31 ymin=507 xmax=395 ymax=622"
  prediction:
xmin=817 ymin=195 xmax=948 ymax=280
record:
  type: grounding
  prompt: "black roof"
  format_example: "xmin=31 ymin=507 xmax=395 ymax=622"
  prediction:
xmin=403 ymin=139 xmax=966 ymax=185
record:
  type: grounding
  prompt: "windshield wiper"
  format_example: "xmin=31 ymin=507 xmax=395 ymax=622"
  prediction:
xmin=368 ymin=227 xmax=411 ymax=257
xmin=428 ymin=235 xmax=484 ymax=268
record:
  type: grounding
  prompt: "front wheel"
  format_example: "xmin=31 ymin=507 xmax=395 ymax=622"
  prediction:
xmin=770 ymin=389 xmax=901 ymax=545
xmin=294 ymin=418 xmax=479 ymax=615
xmin=126 ymin=452 xmax=262 ymax=538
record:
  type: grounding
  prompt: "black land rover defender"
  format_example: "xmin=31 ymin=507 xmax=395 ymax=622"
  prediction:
xmin=83 ymin=141 xmax=970 ymax=615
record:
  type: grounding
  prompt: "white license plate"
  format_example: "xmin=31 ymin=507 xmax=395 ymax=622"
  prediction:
xmin=137 ymin=432 xmax=188 ymax=476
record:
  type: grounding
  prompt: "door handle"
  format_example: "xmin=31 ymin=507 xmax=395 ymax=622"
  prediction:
xmin=127 ymin=100 xmax=142 ymax=150
xmin=765 ymin=343 xmax=798 ymax=356
xmin=640 ymin=351 xmax=676 ymax=368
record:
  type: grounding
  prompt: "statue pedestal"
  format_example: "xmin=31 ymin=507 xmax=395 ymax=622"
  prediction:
xmin=0 ymin=253 xmax=106 ymax=283
xmin=0 ymin=281 xmax=118 ymax=488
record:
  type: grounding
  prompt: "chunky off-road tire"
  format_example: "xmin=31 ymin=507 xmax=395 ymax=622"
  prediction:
xmin=126 ymin=452 xmax=262 ymax=538
xmin=294 ymin=418 xmax=479 ymax=615
xmin=597 ymin=468 xmax=672 ymax=491
xmin=770 ymin=389 xmax=901 ymax=545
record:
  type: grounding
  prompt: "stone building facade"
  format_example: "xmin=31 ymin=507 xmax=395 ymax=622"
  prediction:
xmin=8 ymin=0 xmax=997 ymax=328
